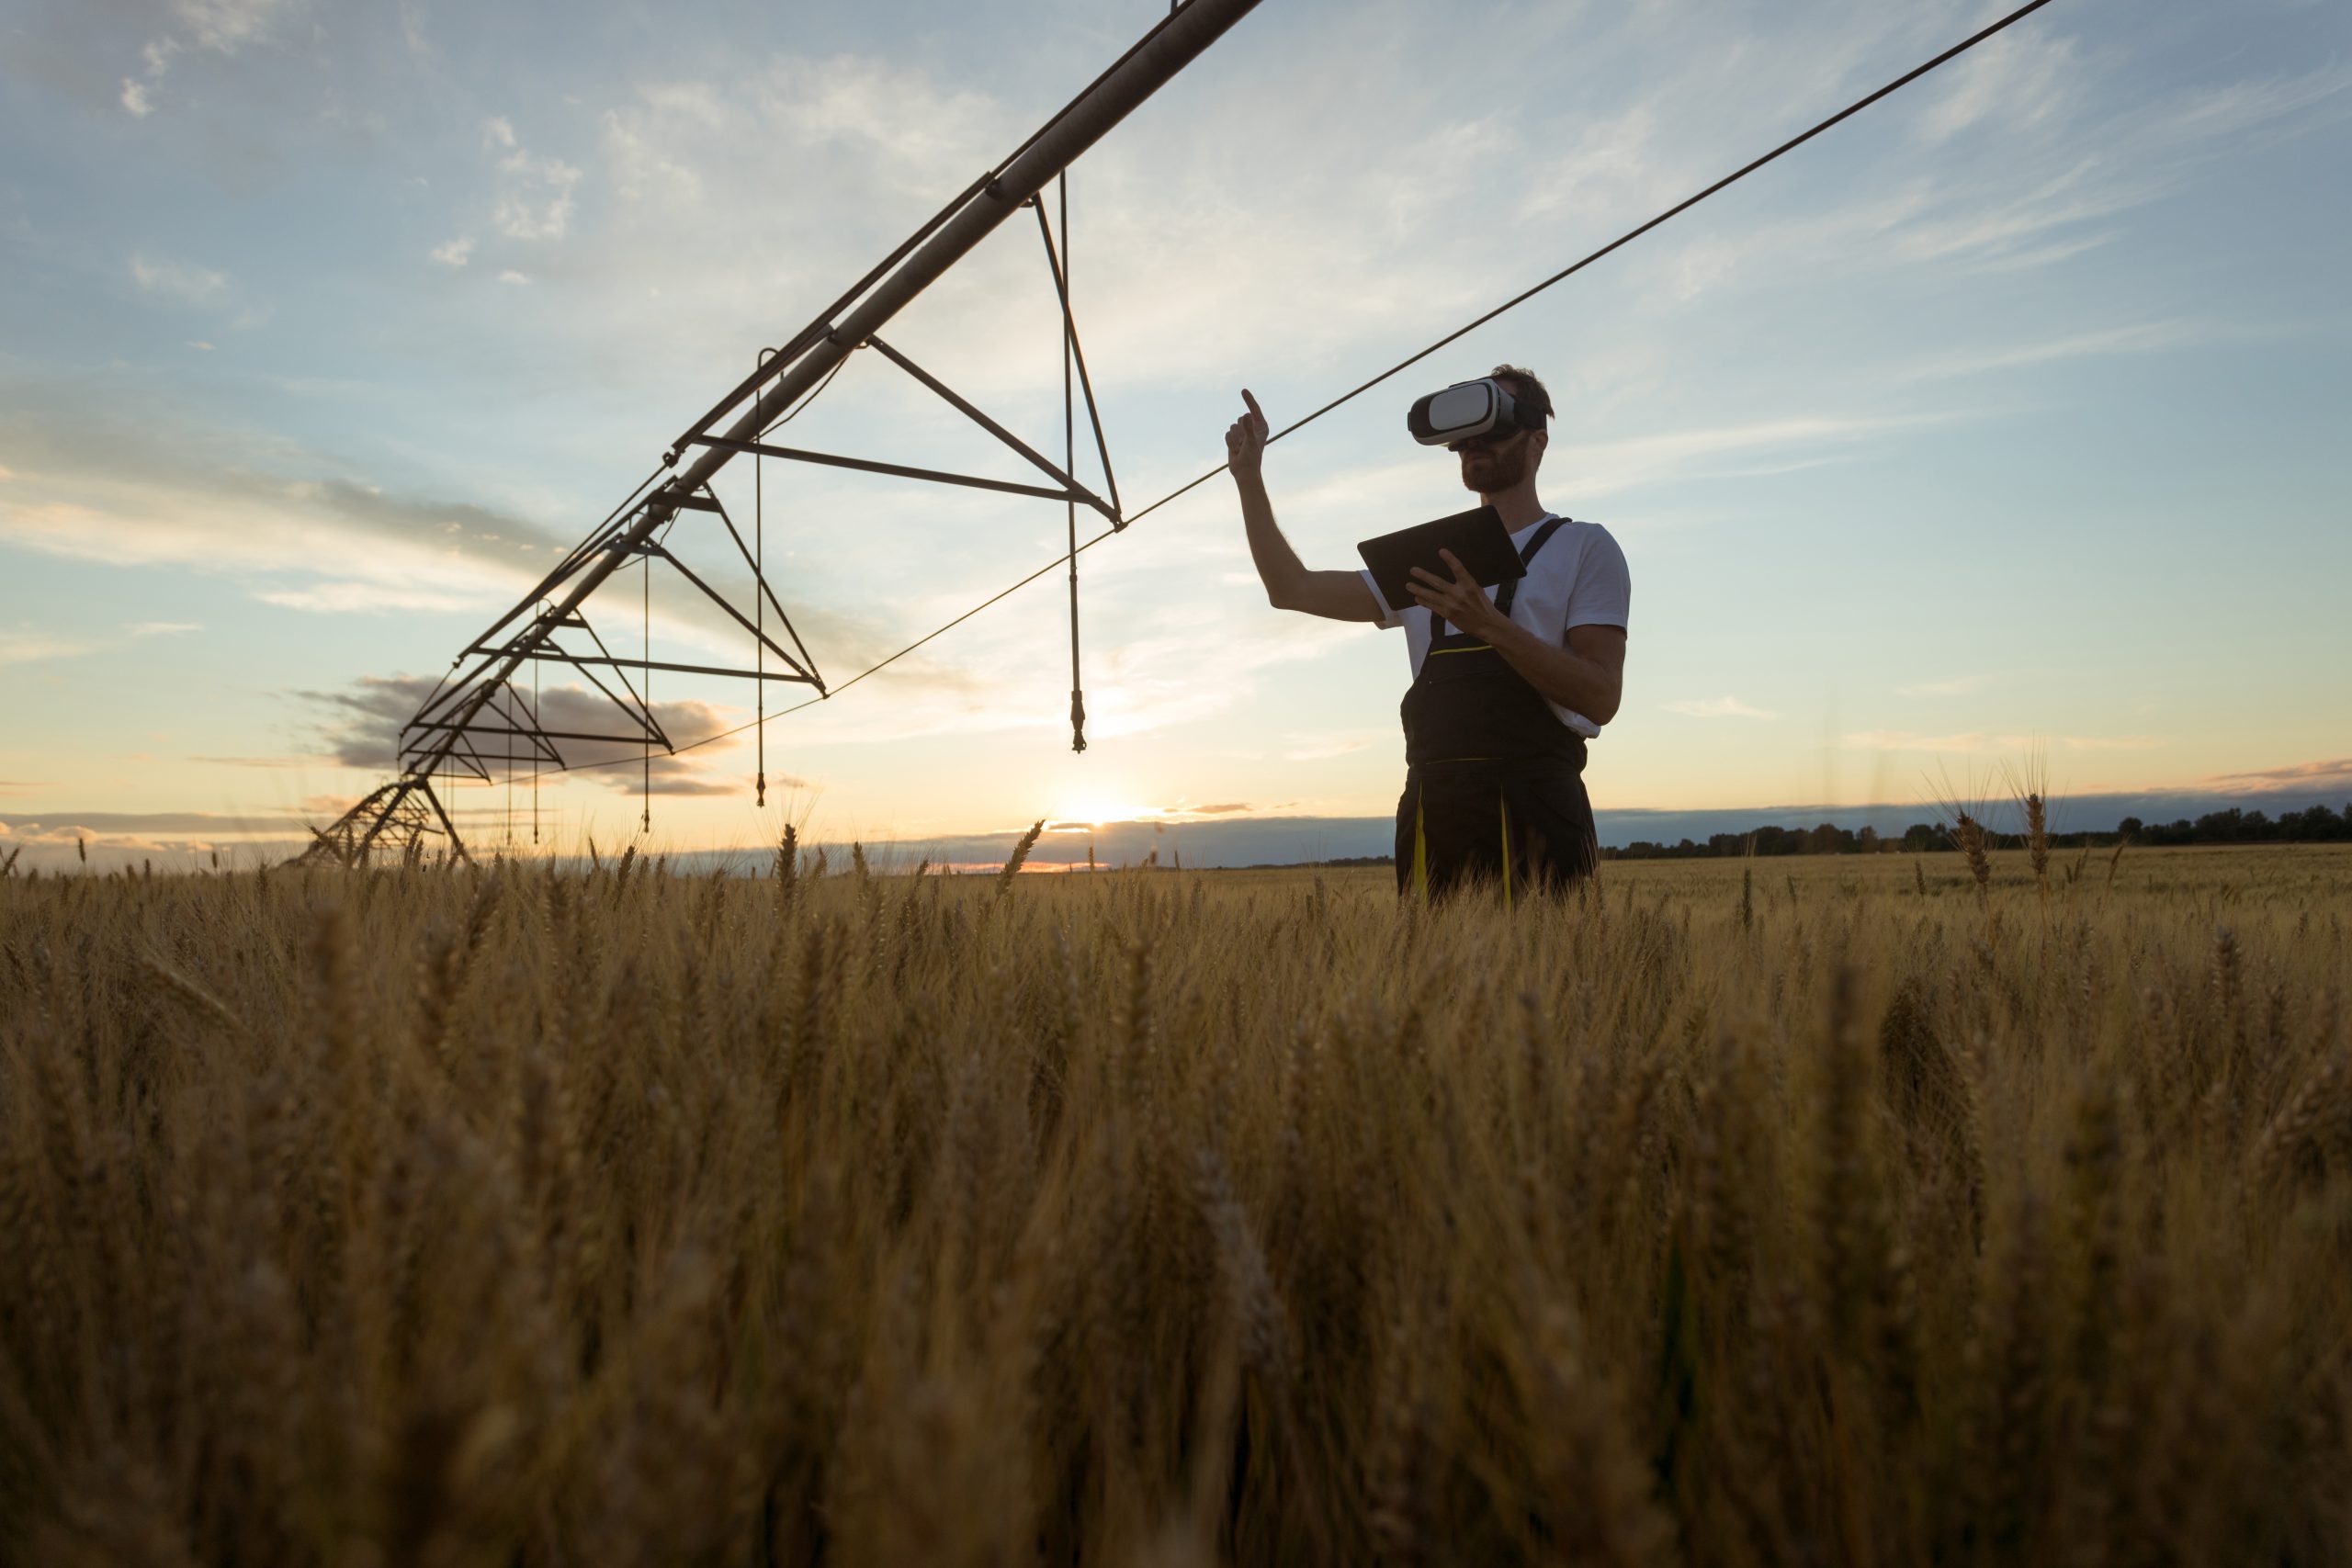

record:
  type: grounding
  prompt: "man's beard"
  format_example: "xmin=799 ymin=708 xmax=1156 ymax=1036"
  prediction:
xmin=1459 ymin=439 xmax=1533 ymax=494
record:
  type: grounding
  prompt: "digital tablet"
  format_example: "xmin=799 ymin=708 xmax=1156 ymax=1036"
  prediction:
xmin=1355 ymin=505 xmax=1522 ymax=617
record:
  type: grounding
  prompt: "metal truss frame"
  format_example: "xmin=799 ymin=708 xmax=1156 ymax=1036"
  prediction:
xmin=293 ymin=0 xmax=1255 ymax=867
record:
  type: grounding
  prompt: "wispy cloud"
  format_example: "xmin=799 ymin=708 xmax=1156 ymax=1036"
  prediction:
xmin=176 ymin=0 xmax=307 ymax=55
xmin=0 ymin=618 xmax=199 ymax=668
xmin=1693 ymin=50 xmax=2352 ymax=304
xmin=2052 ymin=736 xmax=2165 ymax=752
xmin=485 ymin=118 xmax=581 ymax=241
xmin=0 ymin=626 xmax=96 ymax=666
xmin=1666 ymin=695 xmax=1780 ymax=719
xmin=1894 ymin=672 xmax=1994 ymax=697
xmin=130 ymin=254 xmax=229 ymax=306
xmin=1894 ymin=321 xmax=2205 ymax=382
xmin=1275 ymin=406 xmax=1962 ymax=520
xmin=0 ymin=810 xmax=302 ymax=837
xmin=755 ymin=56 xmax=1004 ymax=191
xmin=0 ymin=382 xmax=977 ymax=716
xmin=2159 ymin=67 xmax=2352 ymax=150
xmin=1282 ymin=729 xmax=1384 ymax=762
xmin=0 ymin=412 xmax=571 ymax=619
xmin=1557 ymin=412 xmax=1958 ymax=497
xmin=119 ymin=38 xmax=179 ymax=118
xmin=1913 ymin=31 xmax=2084 ymax=147
xmin=187 ymin=754 xmax=328 ymax=770
xmin=1851 ymin=729 xmax=1985 ymax=753
xmin=114 ymin=6 xmax=301 ymax=122
xmin=253 ymin=583 xmax=484 ymax=614
xmin=2204 ymin=757 xmax=2352 ymax=792
xmin=1847 ymin=729 xmax=2161 ymax=754
xmin=430 ymin=236 xmax=474 ymax=268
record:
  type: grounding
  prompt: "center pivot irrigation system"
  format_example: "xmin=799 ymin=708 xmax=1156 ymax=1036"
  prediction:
xmin=299 ymin=0 xmax=2058 ymax=867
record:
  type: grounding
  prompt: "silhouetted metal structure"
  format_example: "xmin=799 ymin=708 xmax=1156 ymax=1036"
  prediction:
xmin=297 ymin=0 xmax=1260 ymax=865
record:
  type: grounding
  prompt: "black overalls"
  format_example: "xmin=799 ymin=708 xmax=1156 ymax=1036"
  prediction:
xmin=1394 ymin=515 xmax=1600 ymax=903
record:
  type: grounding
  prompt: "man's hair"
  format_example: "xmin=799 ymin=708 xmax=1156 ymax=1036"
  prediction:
xmin=1489 ymin=364 xmax=1554 ymax=422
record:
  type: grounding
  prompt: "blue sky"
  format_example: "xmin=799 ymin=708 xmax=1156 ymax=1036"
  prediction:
xmin=2 ymin=0 xmax=2347 ymax=867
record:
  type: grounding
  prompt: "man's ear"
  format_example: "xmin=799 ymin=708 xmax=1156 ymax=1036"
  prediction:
xmin=1531 ymin=429 xmax=1550 ymax=467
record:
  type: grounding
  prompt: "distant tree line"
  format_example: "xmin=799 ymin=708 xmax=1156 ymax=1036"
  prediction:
xmin=1602 ymin=803 xmax=2351 ymax=861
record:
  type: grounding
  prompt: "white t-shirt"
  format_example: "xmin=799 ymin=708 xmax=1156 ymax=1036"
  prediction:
xmin=1358 ymin=513 xmax=1631 ymax=739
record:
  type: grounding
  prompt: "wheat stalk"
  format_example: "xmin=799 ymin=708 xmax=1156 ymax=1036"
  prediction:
xmin=0 ymin=817 xmax=2345 ymax=1562
xmin=139 ymin=946 xmax=245 ymax=1036
xmin=995 ymin=819 xmax=1044 ymax=895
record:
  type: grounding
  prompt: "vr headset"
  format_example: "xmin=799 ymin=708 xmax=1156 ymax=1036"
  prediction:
xmin=1407 ymin=377 xmax=1549 ymax=449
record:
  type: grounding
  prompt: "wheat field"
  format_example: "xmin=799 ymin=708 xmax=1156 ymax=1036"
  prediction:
xmin=1 ymin=844 xmax=2347 ymax=1564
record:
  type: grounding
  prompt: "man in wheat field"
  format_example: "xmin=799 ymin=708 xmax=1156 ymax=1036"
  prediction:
xmin=1227 ymin=366 xmax=1629 ymax=900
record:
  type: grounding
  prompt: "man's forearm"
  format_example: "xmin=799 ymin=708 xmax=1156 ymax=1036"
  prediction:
xmin=1486 ymin=618 xmax=1622 ymax=724
xmin=1235 ymin=472 xmax=1308 ymax=607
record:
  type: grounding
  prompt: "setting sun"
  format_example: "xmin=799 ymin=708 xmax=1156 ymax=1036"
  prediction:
xmin=1047 ymin=796 xmax=1160 ymax=829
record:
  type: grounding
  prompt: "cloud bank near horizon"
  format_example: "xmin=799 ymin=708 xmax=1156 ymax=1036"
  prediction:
xmin=7 ymin=753 xmax=2346 ymax=874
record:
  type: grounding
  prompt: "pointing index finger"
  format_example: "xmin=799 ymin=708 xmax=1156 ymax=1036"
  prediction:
xmin=1241 ymin=389 xmax=1263 ymax=422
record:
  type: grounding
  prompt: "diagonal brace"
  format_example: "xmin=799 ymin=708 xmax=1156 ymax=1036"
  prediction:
xmin=864 ymin=335 xmax=1119 ymax=525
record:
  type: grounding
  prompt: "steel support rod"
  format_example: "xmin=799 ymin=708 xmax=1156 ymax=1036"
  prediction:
xmin=475 ymin=652 xmax=820 ymax=684
xmin=688 ymin=435 xmax=1080 ymax=503
xmin=406 ymin=721 xmax=669 ymax=746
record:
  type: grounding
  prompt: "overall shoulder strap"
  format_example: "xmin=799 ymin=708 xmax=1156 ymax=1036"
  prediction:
xmin=1493 ymin=515 xmax=1570 ymax=617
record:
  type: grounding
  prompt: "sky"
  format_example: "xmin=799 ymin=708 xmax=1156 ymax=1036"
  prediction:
xmin=2 ymin=0 xmax=2347 ymax=869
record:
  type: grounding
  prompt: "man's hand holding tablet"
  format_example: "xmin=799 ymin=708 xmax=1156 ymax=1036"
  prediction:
xmin=1355 ymin=505 xmax=1522 ymax=623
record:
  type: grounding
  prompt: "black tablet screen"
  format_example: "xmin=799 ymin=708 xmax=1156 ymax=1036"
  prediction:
xmin=1355 ymin=506 xmax=1523 ymax=617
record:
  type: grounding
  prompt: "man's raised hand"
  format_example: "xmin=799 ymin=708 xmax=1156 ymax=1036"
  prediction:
xmin=1225 ymin=389 xmax=1269 ymax=481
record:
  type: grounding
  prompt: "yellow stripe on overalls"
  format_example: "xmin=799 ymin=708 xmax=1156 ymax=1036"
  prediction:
xmin=1499 ymin=790 xmax=1511 ymax=910
xmin=1412 ymin=789 xmax=1428 ymax=902
xmin=1409 ymin=784 xmax=1514 ymax=909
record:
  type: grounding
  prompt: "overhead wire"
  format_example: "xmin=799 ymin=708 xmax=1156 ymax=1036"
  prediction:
xmin=1119 ymin=0 xmax=2060 ymax=529
xmin=553 ymin=0 xmax=2060 ymax=778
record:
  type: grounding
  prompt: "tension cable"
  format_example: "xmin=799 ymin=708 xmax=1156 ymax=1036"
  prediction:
xmin=559 ymin=0 xmax=2060 ymax=777
xmin=1121 ymin=0 xmax=2060 ymax=529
